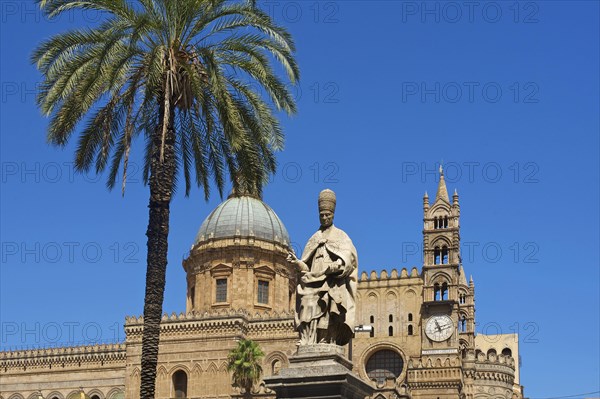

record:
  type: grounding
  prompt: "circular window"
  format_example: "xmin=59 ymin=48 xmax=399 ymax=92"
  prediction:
xmin=365 ymin=350 xmax=404 ymax=384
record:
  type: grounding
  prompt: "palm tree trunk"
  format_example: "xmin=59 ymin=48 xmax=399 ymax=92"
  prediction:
xmin=140 ymin=105 xmax=176 ymax=399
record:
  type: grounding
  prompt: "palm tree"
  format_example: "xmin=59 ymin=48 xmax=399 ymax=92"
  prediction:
xmin=227 ymin=339 xmax=265 ymax=398
xmin=32 ymin=1 xmax=299 ymax=397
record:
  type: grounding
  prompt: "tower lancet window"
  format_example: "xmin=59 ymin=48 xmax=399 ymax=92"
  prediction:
xmin=459 ymin=316 xmax=466 ymax=332
xmin=442 ymin=246 xmax=449 ymax=264
xmin=408 ymin=325 xmax=413 ymax=335
xmin=441 ymin=282 xmax=448 ymax=300
xmin=444 ymin=216 xmax=448 ymax=228
xmin=434 ymin=283 xmax=441 ymax=301
xmin=434 ymin=247 xmax=441 ymax=264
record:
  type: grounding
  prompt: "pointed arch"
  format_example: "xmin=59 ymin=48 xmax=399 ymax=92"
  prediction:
xmin=385 ymin=290 xmax=398 ymax=300
xmin=86 ymin=390 xmax=104 ymax=399
xmin=429 ymin=202 xmax=451 ymax=215
xmin=207 ymin=361 xmax=219 ymax=374
xmin=157 ymin=364 xmax=168 ymax=378
xmin=264 ymin=350 xmax=288 ymax=375
xmin=45 ymin=393 xmax=63 ymax=399
xmin=130 ymin=366 xmax=141 ymax=378
xmin=106 ymin=389 xmax=125 ymax=399
xmin=219 ymin=361 xmax=228 ymax=372
xmin=430 ymin=271 xmax=452 ymax=284
xmin=367 ymin=291 xmax=379 ymax=300
xmin=432 ymin=236 xmax=452 ymax=248
xmin=168 ymin=364 xmax=191 ymax=376
xmin=192 ymin=362 xmax=203 ymax=376
xmin=66 ymin=391 xmax=81 ymax=399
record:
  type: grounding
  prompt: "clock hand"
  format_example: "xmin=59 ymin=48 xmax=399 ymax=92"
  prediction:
xmin=435 ymin=320 xmax=442 ymax=332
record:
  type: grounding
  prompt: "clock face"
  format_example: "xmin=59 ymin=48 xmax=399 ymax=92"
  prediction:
xmin=425 ymin=315 xmax=454 ymax=342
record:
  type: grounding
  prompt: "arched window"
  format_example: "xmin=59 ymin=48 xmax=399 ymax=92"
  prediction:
xmin=388 ymin=326 xmax=393 ymax=336
xmin=408 ymin=325 xmax=413 ymax=335
xmin=91 ymin=396 xmax=100 ymax=399
xmin=408 ymin=313 xmax=413 ymax=322
xmin=441 ymin=283 xmax=448 ymax=300
xmin=388 ymin=314 xmax=393 ymax=322
xmin=459 ymin=316 xmax=466 ymax=332
xmin=173 ymin=370 xmax=188 ymax=398
xmin=444 ymin=216 xmax=448 ymax=228
xmin=434 ymin=247 xmax=441 ymax=264
xmin=442 ymin=246 xmax=449 ymax=264
xmin=434 ymin=283 xmax=441 ymax=301
xmin=434 ymin=217 xmax=438 ymax=229
xmin=370 ymin=315 xmax=374 ymax=324
xmin=272 ymin=359 xmax=281 ymax=375
xmin=487 ymin=349 xmax=497 ymax=360
xmin=366 ymin=350 xmax=404 ymax=385
xmin=459 ymin=293 xmax=465 ymax=304
xmin=502 ymin=348 xmax=512 ymax=357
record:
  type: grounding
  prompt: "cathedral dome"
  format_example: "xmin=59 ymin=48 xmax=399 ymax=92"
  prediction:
xmin=194 ymin=195 xmax=290 ymax=246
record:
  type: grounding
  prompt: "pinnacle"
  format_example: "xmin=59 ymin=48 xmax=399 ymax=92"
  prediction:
xmin=435 ymin=165 xmax=450 ymax=203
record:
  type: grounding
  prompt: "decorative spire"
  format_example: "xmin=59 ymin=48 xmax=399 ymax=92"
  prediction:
xmin=435 ymin=164 xmax=450 ymax=203
xmin=453 ymin=188 xmax=459 ymax=205
xmin=469 ymin=275 xmax=474 ymax=286
xmin=459 ymin=265 xmax=467 ymax=285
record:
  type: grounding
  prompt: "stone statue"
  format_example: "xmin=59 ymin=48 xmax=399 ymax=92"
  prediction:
xmin=287 ymin=189 xmax=358 ymax=346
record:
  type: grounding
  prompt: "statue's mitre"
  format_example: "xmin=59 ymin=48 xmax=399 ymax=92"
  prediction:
xmin=318 ymin=189 xmax=336 ymax=211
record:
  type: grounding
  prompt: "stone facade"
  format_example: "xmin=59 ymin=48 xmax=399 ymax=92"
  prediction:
xmin=0 ymin=172 xmax=525 ymax=399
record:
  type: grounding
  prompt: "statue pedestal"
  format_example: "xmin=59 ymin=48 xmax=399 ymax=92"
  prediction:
xmin=264 ymin=344 xmax=374 ymax=399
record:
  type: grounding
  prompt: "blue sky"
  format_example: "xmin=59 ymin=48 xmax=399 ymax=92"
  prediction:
xmin=1 ymin=1 xmax=598 ymax=397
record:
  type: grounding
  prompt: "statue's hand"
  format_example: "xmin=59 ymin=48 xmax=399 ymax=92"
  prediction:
xmin=286 ymin=251 xmax=298 ymax=264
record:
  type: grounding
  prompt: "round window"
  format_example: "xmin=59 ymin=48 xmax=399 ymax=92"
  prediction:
xmin=365 ymin=349 xmax=404 ymax=384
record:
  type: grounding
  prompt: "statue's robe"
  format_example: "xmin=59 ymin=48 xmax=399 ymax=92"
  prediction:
xmin=296 ymin=224 xmax=357 ymax=345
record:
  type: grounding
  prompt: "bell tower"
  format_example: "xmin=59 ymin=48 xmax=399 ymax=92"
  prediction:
xmin=420 ymin=166 xmax=475 ymax=351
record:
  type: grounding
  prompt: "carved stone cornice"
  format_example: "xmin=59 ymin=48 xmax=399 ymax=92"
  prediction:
xmin=407 ymin=380 xmax=462 ymax=390
xmin=0 ymin=343 xmax=126 ymax=371
xmin=124 ymin=309 xmax=295 ymax=342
